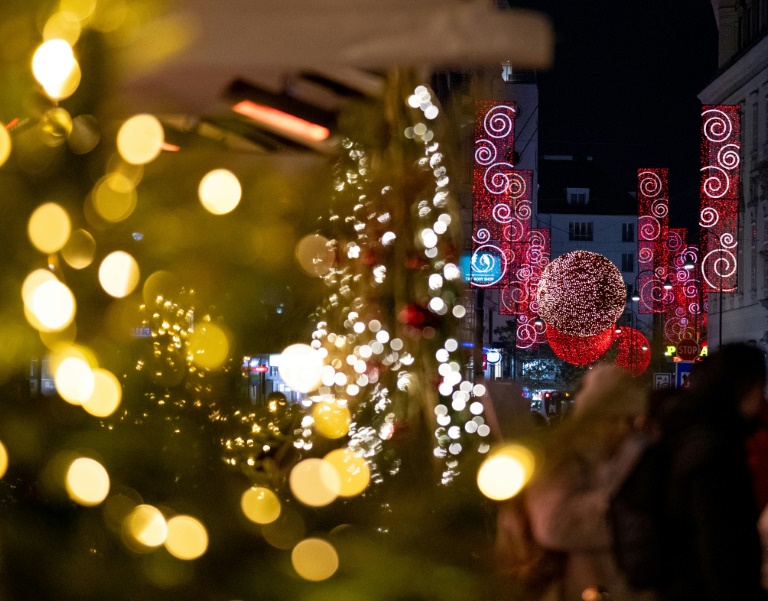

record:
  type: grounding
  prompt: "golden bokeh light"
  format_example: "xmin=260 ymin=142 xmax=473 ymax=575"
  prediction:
xmin=54 ymin=355 xmax=94 ymax=405
xmin=188 ymin=323 xmax=229 ymax=370
xmin=476 ymin=443 xmax=536 ymax=501
xmin=32 ymin=39 xmax=80 ymax=99
xmin=82 ymin=368 xmax=122 ymax=417
xmin=164 ymin=515 xmax=208 ymax=560
xmin=289 ymin=458 xmax=340 ymax=507
xmin=312 ymin=401 xmax=351 ymax=439
xmin=0 ymin=125 xmax=11 ymax=167
xmin=241 ymin=486 xmax=281 ymax=525
xmin=92 ymin=173 xmax=137 ymax=222
xmin=125 ymin=504 xmax=168 ymax=548
xmin=277 ymin=344 xmax=324 ymax=393
xmin=0 ymin=441 xmax=8 ymax=479
xmin=324 ymin=448 xmax=370 ymax=497
xmin=99 ymin=251 xmax=140 ymax=298
xmin=291 ymin=538 xmax=339 ymax=582
xmin=28 ymin=202 xmax=71 ymax=254
xmin=295 ymin=234 xmax=335 ymax=277
xmin=261 ymin=505 xmax=306 ymax=550
xmin=22 ymin=269 xmax=57 ymax=307
xmin=29 ymin=279 xmax=76 ymax=332
xmin=60 ymin=0 xmax=97 ymax=21
xmin=66 ymin=457 xmax=110 ymax=506
xmin=198 ymin=169 xmax=242 ymax=215
xmin=116 ymin=114 xmax=164 ymax=165
xmin=43 ymin=11 xmax=82 ymax=45
xmin=62 ymin=228 xmax=96 ymax=269
xmin=142 ymin=270 xmax=180 ymax=305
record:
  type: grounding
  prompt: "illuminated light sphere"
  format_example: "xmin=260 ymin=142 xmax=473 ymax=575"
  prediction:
xmin=29 ymin=279 xmax=76 ymax=332
xmin=188 ymin=323 xmax=229 ymax=370
xmin=32 ymin=39 xmax=81 ymax=99
xmin=0 ymin=441 xmax=8 ymax=479
xmin=614 ymin=327 xmax=651 ymax=377
xmin=0 ymin=125 xmax=11 ymax=167
xmin=477 ymin=443 xmax=536 ymax=501
xmin=324 ymin=448 xmax=370 ymax=497
xmin=81 ymin=368 xmax=122 ymax=417
xmin=62 ymin=228 xmax=96 ymax=269
xmin=99 ymin=251 xmax=140 ymax=298
xmin=164 ymin=515 xmax=208 ymax=560
xmin=312 ymin=401 xmax=351 ymax=439
xmin=43 ymin=11 xmax=83 ymax=45
xmin=198 ymin=169 xmax=242 ymax=215
xmin=295 ymin=234 xmax=335 ymax=277
xmin=546 ymin=325 xmax=615 ymax=366
xmin=28 ymin=202 xmax=71 ymax=254
xmin=537 ymin=251 xmax=626 ymax=337
xmin=92 ymin=173 xmax=137 ymax=222
xmin=125 ymin=504 xmax=168 ymax=548
xmin=116 ymin=114 xmax=164 ymax=165
xmin=66 ymin=457 xmax=110 ymax=506
xmin=289 ymin=458 xmax=340 ymax=507
xmin=241 ymin=486 xmax=281 ymax=525
xmin=54 ymin=355 xmax=95 ymax=405
xmin=291 ymin=538 xmax=339 ymax=582
xmin=278 ymin=343 xmax=324 ymax=393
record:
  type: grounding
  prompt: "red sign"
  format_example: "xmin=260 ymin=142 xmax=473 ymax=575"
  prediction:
xmin=251 ymin=365 xmax=269 ymax=373
xmin=677 ymin=339 xmax=700 ymax=361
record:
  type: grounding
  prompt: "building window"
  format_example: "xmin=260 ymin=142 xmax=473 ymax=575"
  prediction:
xmin=621 ymin=222 xmax=635 ymax=242
xmin=621 ymin=253 xmax=635 ymax=273
xmin=752 ymin=213 xmax=758 ymax=293
xmin=569 ymin=221 xmax=593 ymax=241
xmin=566 ymin=187 xmax=589 ymax=206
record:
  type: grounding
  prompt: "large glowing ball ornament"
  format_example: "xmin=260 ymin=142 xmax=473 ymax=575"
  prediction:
xmin=198 ymin=169 xmax=241 ymax=215
xmin=291 ymin=538 xmax=339 ymax=582
xmin=99 ymin=251 xmax=140 ymax=298
xmin=278 ymin=344 xmax=324 ymax=393
xmin=477 ymin=444 xmax=536 ymax=501
xmin=241 ymin=487 xmax=281 ymax=524
xmin=614 ymin=327 xmax=651 ymax=377
xmin=164 ymin=515 xmax=208 ymax=560
xmin=537 ymin=251 xmax=626 ymax=337
xmin=324 ymin=448 xmax=370 ymax=497
xmin=66 ymin=457 xmax=110 ymax=506
xmin=289 ymin=458 xmax=340 ymax=507
xmin=312 ymin=401 xmax=351 ymax=439
xmin=546 ymin=325 xmax=615 ymax=366
xmin=295 ymin=234 xmax=335 ymax=277
xmin=28 ymin=202 xmax=71 ymax=254
xmin=117 ymin=114 xmax=164 ymax=165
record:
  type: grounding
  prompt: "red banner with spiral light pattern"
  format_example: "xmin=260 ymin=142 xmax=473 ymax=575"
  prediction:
xmin=637 ymin=168 xmax=671 ymax=314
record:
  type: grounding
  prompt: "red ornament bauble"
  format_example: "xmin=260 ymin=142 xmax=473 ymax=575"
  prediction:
xmin=537 ymin=251 xmax=626 ymax=337
xmin=546 ymin=325 xmax=614 ymax=366
xmin=614 ymin=327 xmax=651 ymax=377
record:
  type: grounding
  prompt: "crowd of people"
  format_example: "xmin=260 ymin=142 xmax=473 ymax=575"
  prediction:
xmin=497 ymin=342 xmax=768 ymax=601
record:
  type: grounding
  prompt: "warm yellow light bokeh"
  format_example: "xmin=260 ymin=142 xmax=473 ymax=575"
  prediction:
xmin=22 ymin=269 xmax=57 ymax=307
xmin=62 ymin=228 xmax=96 ymax=269
xmin=99 ymin=251 xmax=140 ymax=298
xmin=0 ymin=125 xmax=11 ymax=167
xmin=29 ymin=279 xmax=76 ymax=332
xmin=60 ymin=0 xmax=97 ymax=21
xmin=54 ymin=355 xmax=94 ymax=404
xmin=0 ymin=441 xmax=8 ymax=479
xmin=291 ymin=538 xmax=339 ymax=582
xmin=295 ymin=234 xmax=335 ymax=277
xmin=477 ymin=444 xmax=536 ymax=501
xmin=82 ymin=368 xmax=122 ymax=417
xmin=116 ymin=114 xmax=164 ymax=165
xmin=32 ymin=39 xmax=80 ymax=99
xmin=164 ymin=515 xmax=208 ymax=560
xmin=43 ymin=11 xmax=83 ymax=45
xmin=289 ymin=458 xmax=340 ymax=507
xmin=324 ymin=448 xmax=370 ymax=497
xmin=241 ymin=486 xmax=281 ymax=525
xmin=93 ymin=173 xmax=137 ymax=222
xmin=277 ymin=344 xmax=324 ymax=393
xmin=66 ymin=457 xmax=110 ymax=506
xmin=312 ymin=402 xmax=351 ymax=439
xmin=188 ymin=323 xmax=229 ymax=370
xmin=198 ymin=169 xmax=242 ymax=215
xmin=125 ymin=504 xmax=167 ymax=548
xmin=28 ymin=202 xmax=71 ymax=254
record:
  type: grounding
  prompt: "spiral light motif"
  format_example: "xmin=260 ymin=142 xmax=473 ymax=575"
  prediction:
xmin=504 ymin=221 xmax=525 ymax=243
xmin=492 ymin=203 xmax=513 ymax=224
xmin=474 ymin=139 xmax=496 ymax=165
xmin=699 ymin=207 xmax=719 ymax=228
xmin=701 ymin=166 xmax=730 ymax=199
xmin=472 ymin=228 xmax=491 ymax=244
xmin=638 ymin=215 xmax=661 ymax=241
xmin=702 ymin=108 xmax=732 ymax=142
xmin=515 ymin=200 xmax=532 ymax=221
xmin=717 ymin=143 xmax=740 ymax=169
xmin=639 ymin=171 xmax=663 ymax=197
xmin=651 ymin=199 xmax=669 ymax=219
xmin=667 ymin=230 xmax=683 ymax=253
xmin=701 ymin=249 xmax=737 ymax=290
xmin=516 ymin=322 xmax=537 ymax=349
xmin=720 ymin=232 xmax=737 ymax=249
xmin=483 ymin=163 xmax=518 ymax=195
xmin=483 ymin=105 xmax=516 ymax=139
xmin=638 ymin=247 xmax=654 ymax=264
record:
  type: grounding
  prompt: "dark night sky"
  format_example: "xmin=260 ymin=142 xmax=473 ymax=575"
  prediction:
xmin=511 ymin=0 xmax=720 ymax=234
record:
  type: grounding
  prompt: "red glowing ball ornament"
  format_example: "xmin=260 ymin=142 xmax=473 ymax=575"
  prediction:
xmin=546 ymin=325 xmax=615 ymax=366
xmin=536 ymin=251 xmax=627 ymax=337
xmin=613 ymin=327 xmax=651 ymax=377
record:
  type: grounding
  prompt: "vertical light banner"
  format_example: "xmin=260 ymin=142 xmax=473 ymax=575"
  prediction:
xmin=664 ymin=229 xmax=708 ymax=346
xmin=498 ymin=169 xmax=533 ymax=313
xmin=637 ymin=168 xmax=671 ymax=313
xmin=470 ymin=101 xmax=517 ymax=288
xmin=699 ymin=105 xmax=740 ymax=293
